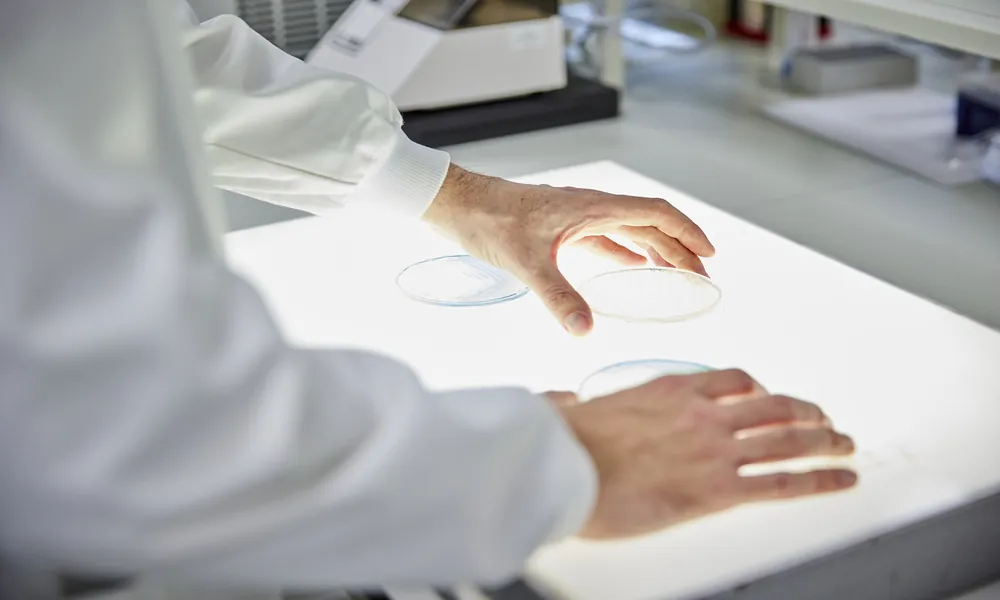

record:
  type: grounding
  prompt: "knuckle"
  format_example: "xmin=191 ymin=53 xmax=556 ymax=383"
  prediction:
xmin=542 ymin=285 xmax=576 ymax=307
xmin=723 ymin=369 xmax=755 ymax=391
xmin=773 ymin=472 xmax=794 ymax=493
xmin=825 ymin=429 xmax=839 ymax=448
xmin=828 ymin=429 xmax=852 ymax=452
xmin=770 ymin=395 xmax=796 ymax=420
xmin=785 ymin=396 xmax=807 ymax=420
xmin=676 ymin=222 xmax=694 ymax=241
xmin=825 ymin=470 xmax=854 ymax=491
xmin=779 ymin=429 xmax=808 ymax=453
xmin=804 ymin=401 xmax=824 ymax=421
xmin=804 ymin=473 xmax=826 ymax=493
xmin=816 ymin=472 xmax=838 ymax=492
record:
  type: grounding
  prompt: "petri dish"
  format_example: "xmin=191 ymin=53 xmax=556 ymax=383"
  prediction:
xmin=579 ymin=359 xmax=713 ymax=401
xmin=578 ymin=267 xmax=721 ymax=323
xmin=396 ymin=255 xmax=528 ymax=307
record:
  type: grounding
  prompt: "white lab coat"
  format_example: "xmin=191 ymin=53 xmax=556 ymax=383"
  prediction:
xmin=175 ymin=2 xmax=449 ymax=219
xmin=0 ymin=2 xmax=596 ymax=599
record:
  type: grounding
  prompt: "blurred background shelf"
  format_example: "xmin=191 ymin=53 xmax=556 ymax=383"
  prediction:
xmin=764 ymin=0 xmax=1000 ymax=60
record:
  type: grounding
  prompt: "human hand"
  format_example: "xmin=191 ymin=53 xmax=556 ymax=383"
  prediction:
xmin=422 ymin=165 xmax=715 ymax=336
xmin=544 ymin=390 xmax=580 ymax=408
xmin=559 ymin=369 xmax=857 ymax=540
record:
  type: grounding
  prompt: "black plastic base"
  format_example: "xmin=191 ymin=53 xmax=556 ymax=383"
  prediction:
xmin=401 ymin=76 xmax=620 ymax=148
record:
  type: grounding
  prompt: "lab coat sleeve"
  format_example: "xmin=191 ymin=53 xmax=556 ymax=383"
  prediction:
xmin=176 ymin=2 xmax=450 ymax=219
xmin=0 ymin=0 xmax=596 ymax=590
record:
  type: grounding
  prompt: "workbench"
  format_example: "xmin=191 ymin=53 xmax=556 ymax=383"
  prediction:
xmin=225 ymin=162 xmax=1000 ymax=600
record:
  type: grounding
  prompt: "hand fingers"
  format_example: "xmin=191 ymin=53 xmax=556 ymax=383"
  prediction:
xmin=736 ymin=427 xmax=855 ymax=466
xmin=639 ymin=243 xmax=674 ymax=268
xmin=689 ymin=369 xmax=766 ymax=400
xmin=609 ymin=196 xmax=716 ymax=258
xmin=624 ymin=226 xmax=708 ymax=277
xmin=522 ymin=261 xmax=593 ymax=336
xmin=740 ymin=469 xmax=858 ymax=502
xmin=723 ymin=395 xmax=830 ymax=432
xmin=575 ymin=236 xmax=647 ymax=266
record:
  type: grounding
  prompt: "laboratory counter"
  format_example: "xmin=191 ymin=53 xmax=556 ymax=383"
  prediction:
xmin=226 ymin=162 xmax=1000 ymax=600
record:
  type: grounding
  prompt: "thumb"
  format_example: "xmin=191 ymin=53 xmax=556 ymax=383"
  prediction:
xmin=525 ymin=262 xmax=593 ymax=336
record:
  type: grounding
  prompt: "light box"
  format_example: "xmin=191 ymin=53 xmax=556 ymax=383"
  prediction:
xmin=225 ymin=162 xmax=1000 ymax=600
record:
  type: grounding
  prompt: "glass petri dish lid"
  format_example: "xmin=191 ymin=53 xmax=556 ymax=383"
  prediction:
xmin=396 ymin=255 xmax=528 ymax=307
xmin=579 ymin=358 xmax=712 ymax=401
xmin=579 ymin=267 xmax=721 ymax=323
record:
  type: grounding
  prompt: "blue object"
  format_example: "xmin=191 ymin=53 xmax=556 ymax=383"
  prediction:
xmin=957 ymin=88 xmax=1000 ymax=138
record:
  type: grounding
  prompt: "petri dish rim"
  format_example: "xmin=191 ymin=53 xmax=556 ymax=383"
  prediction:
xmin=580 ymin=267 xmax=722 ymax=323
xmin=579 ymin=358 xmax=715 ymax=400
xmin=395 ymin=254 xmax=529 ymax=307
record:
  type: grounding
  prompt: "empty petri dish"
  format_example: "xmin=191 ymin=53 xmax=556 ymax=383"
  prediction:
xmin=579 ymin=359 xmax=712 ymax=401
xmin=396 ymin=255 xmax=528 ymax=307
xmin=578 ymin=267 xmax=721 ymax=323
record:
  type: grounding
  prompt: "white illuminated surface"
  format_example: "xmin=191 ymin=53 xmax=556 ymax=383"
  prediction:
xmin=225 ymin=162 xmax=1000 ymax=600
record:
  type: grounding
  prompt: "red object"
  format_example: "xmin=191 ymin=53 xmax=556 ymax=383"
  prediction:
xmin=726 ymin=21 xmax=770 ymax=42
xmin=726 ymin=0 xmax=771 ymax=43
xmin=725 ymin=3 xmax=834 ymax=44
xmin=819 ymin=17 xmax=833 ymax=39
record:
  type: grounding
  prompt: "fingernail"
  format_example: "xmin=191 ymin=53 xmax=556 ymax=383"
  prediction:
xmin=564 ymin=312 xmax=590 ymax=336
xmin=837 ymin=471 xmax=858 ymax=486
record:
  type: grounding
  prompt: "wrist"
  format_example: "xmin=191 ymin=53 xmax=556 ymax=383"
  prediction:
xmin=541 ymin=401 xmax=601 ymax=542
xmin=421 ymin=164 xmax=497 ymax=233
xmin=555 ymin=405 xmax=605 ymax=539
